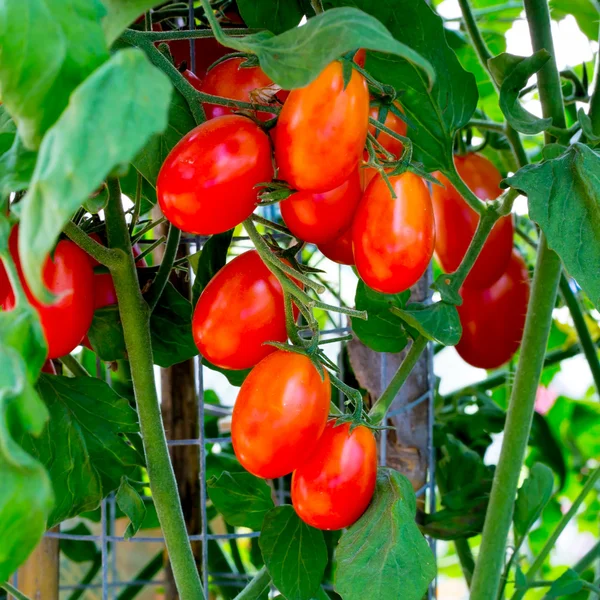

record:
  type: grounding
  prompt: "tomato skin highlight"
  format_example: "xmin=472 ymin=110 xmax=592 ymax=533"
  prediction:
xmin=192 ymin=250 xmax=291 ymax=370
xmin=280 ymin=169 xmax=362 ymax=244
xmin=157 ymin=115 xmax=274 ymax=235
xmin=353 ymin=172 xmax=435 ymax=294
xmin=275 ymin=62 xmax=369 ymax=192
xmin=317 ymin=226 xmax=354 ymax=266
xmin=292 ymin=420 xmax=377 ymax=530
xmin=232 ymin=351 xmax=331 ymax=479
xmin=457 ymin=250 xmax=530 ymax=369
xmin=432 ymin=153 xmax=514 ymax=289
xmin=0 ymin=226 xmax=94 ymax=360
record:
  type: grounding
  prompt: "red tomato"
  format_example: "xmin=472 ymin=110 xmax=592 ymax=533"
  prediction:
xmin=0 ymin=226 xmax=94 ymax=359
xmin=157 ymin=115 xmax=274 ymax=235
xmin=193 ymin=250 xmax=295 ymax=370
xmin=292 ymin=420 xmax=377 ymax=530
xmin=232 ymin=351 xmax=331 ymax=479
xmin=432 ymin=153 xmax=514 ymax=289
xmin=275 ymin=62 xmax=369 ymax=192
xmin=457 ymin=250 xmax=530 ymax=369
xmin=182 ymin=69 xmax=202 ymax=91
xmin=353 ymin=172 xmax=435 ymax=294
xmin=317 ymin=226 xmax=354 ymax=266
xmin=280 ymin=169 xmax=361 ymax=244
xmin=41 ymin=360 xmax=56 ymax=375
xmin=200 ymin=57 xmax=278 ymax=121
xmin=354 ymin=48 xmax=366 ymax=68
xmin=368 ymin=103 xmax=406 ymax=158
xmin=169 ymin=37 xmax=231 ymax=81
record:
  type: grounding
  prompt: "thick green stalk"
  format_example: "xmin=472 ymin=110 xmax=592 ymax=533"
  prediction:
xmin=0 ymin=582 xmax=30 ymax=600
xmin=234 ymin=568 xmax=271 ymax=600
xmin=104 ymin=180 xmax=204 ymax=600
xmin=146 ymin=223 xmax=181 ymax=312
xmin=63 ymin=221 xmax=118 ymax=267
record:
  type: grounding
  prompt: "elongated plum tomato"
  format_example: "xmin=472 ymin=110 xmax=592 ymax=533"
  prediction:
xmin=317 ymin=226 xmax=354 ymax=266
xmin=275 ymin=62 xmax=369 ymax=192
xmin=0 ymin=226 xmax=94 ymax=359
xmin=193 ymin=250 xmax=296 ymax=370
xmin=182 ymin=68 xmax=203 ymax=91
xmin=157 ymin=115 xmax=273 ymax=235
xmin=232 ymin=351 xmax=330 ymax=479
xmin=368 ymin=102 xmax=406 ymax=158
xmin=457 ymin=250 xmax=530 ymax=369
xmin=200 ymin=57 xmax=279 ymax=121
xmin=280 ymin=169 xmax=361 ymax=244
xmin=292 ymin=421 xmax=377 ymax=530
xmin=353 ymin=172 xmax=435 ymax=294
xmin=432 ymin=153 xmax=514 ymax=289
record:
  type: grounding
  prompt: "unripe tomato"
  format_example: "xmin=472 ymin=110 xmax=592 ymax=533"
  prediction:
xmin=432 ymin=153 xmax=514 ymax=289
xmin=368 ymin=103 xmax=406 ymax=158
xmin=317 ymin=226 xmax=354 ymax=266
xmin=275 ymin=62 xmax=369 ymax=192
xmin=0 ymin=226 xmax=94 ymax=359
xmin=353 ymin=172 xmax=435 ymax=294
xmin=280 ymin=169 xmax=361 ymax=244
xmin=200 ymin=57 xmax=278 ymax=121
xmin=232 ymin=351 xmax=330 ymax=479
xmin=193 ymin=250 xmax=293 ymax=370
xmin=292 ymin=420 xmax=377 ymax=530
xmin=457 ymin=250 xmax=530 ymax=369
xmin=157 ymin=115 xmax=274 ymax=235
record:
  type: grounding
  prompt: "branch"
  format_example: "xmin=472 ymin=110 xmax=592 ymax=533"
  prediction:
xmin=146 ymin=223 xmax=181 ymax=312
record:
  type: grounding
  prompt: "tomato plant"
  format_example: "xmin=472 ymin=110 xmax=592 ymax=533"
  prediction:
xmin=318 ymin=225 xmax=355 ymax=265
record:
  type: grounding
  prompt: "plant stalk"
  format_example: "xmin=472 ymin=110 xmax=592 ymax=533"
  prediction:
xmin=233 ymin=567 xmax=271 ymax=600
xmin=146 ymin=223 xmax=181 ymax=312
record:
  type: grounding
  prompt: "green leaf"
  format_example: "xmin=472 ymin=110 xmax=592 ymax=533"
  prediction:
xmin=546 ymin=569 xmax=585 ymax=598
xmin=101 ymin=0 xmax=163 ymax=45
xmin=20 ymin=375 xmax=143 ymax=527
xmin=260 ymin=506 xmax=327 ymax=600
xmin=224 ymin=7 xmax=434 ymax=90
xmin=489 ymin=51 xmax=552 ymax=134
xmin=87 ymin=305 xmax=128 ymax=362
xmin=392 ymin=302 xmax=461 ymax=346
xmin=0 ymin=0 xmax=109 ymax=149
xmin=514 ymin=463 xmax=554 ymax=539
xmin=508 ymin=143 xmax=600 ymax=309
xmin=577 ymin=107 xmax=600 ymax=142
xmin=60 ymin=523 xmax=100 ymax=563
xmin=19 ymin=48 xmax=172 ymax=303
xmin=353 ymin=280 xmax=409 ymax=352
xmin=237 ymin=0 xmax=305 ymax=34
xmin=207 ymin=471 xmax=274 ymax=530
xmin=550 ymin=0 xmax=599 ymax=41
xmin=190 ymin=230 xmax=234 ymax=306
xmin=0 ymin=135 xmax=37 ymax=197
xmin=421 ymin=501 xmax=487 ymax=540
xmin=202 ymin=359 xmax=251 ymax=387
xmin=335 ymin=468 xmax=435 ymax=600
xmin=120 ymin=165 xmax=157 ymax=214
xmin=116 ymin=477 xmax=147 ymax=539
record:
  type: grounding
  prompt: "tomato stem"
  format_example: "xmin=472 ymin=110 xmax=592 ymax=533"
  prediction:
xmin=146 ymin=223 xmax=181 ymax=312
xmin=59 ymin=354 xmax=90 ymax=378
xmin=443 ymin=166 xmax=486 ymax=215
xmin=233 ymin=567 xmax=271 ymax=600
xmin=63 ymin=221 xmax=119 ymax=268
xmin=126 ymin=29 xmax=254 ymax=42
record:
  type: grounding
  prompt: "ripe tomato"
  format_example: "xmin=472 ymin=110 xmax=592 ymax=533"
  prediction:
xmin=182 ymin=68 xmax=202 ymax=91
xmin=432 ymin=153 xmax=514 ymax=289
xmin=232 ymin=350 xmax=330 ymax=479
xmin=292 ymin=420 xmax=377 ymax=530
xmin=169 ymin=37 xmax=231 ymax=81
xmin=275 ymin=62 xmax=369 ymax=192
xmin=353 ymin=172 xmax=435 ymax=294
xmin=368 ymin=103 xmax=406 ymax=158
xmin=193 ymin=250 xmax=293 ymax=370
xmin=0 ymin=226 xmax=94 ymax=359
xmin=457 ymin=250 xmax=530 ymax=369
xmin=280 ymin=169 xmax=361 ymax=244
xmin=354 ymin=48 xmax=366 ymax=68
xmin=41 ymin=360 xmax=56 ymax=375
xmin=318 ymin=226 xmax=354 ymax=266
xmin=157 ymin=115 xmax=273 ymax=235
xmin=200 ymin=57 xmax=279 ymax=121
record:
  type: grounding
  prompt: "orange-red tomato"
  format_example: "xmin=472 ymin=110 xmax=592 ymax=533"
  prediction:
xmin=354 ymin=48 xmax=366 ymax=68
xmin=157 ymin=115 xmax=273 ymax=235
xmin=182 ymin=68 xmax=203 ymax=90
xmin=292 ymin=420 xmax=377 ymax=530
xmin=41 ymin=360 xmax=56 ymax=374
xmin=368 ymin=103 xmax=406 ymax=158
xmin=192 ymin=250 xmax=291 ymax=370
xmin=200 ymin=57 xmax=278 ymax=121
xmin=0 ymin=226 xmax=94 ymax=359
xmin=280 ymin=169 xmax=361 ymax=244
xmin=169 ymin=37 xmax=231 ymax=81
xmin=318 ymin=226 xmax=354 ymax=266
xmin=231 ymin=351 xmax=331 ymax=479
xmin=457 ymin=250 xmax=530 ymax=369
xmin=275 ymin=62 xmax=369 ymax=192
xmin=353 ymin=172 xmax=435 ymax=294
xmin=432 ymin=153 xmax=514 ymax=289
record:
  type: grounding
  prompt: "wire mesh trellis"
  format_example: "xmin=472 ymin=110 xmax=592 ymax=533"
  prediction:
xmin=9 ymin=4 xmax=438 ymax=598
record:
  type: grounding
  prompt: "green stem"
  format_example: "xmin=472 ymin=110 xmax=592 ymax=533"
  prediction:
xmin=63 ymin=221 xmax=118 ymax=267
xmin=233 ymin=567 xmax=271 ymax=600
xmin=104 ymin=180 xmax=204 ymax=600
xmin=368 ymin=336 xmax=428 ymax=424
xmin=588 ymin=24 xmax=600 ymax=136
xmin=445 ymin=166 xmax=486 ymax=214
xmin=311 ymin=0 xmax=324 ymax=14
xmin=59 ymin=354 xmax=90 ymax=377
xmin=251 ymin=214 xmax=292 ymax=236
xmin=469 ymin=118 xmax=505 ymax=133
xmin=0 ymin=582 xmax=31 ymax=600
xmin=132 ymin=28 xmax=253 ymax=41
xmin=129 ymin=172 xmax=143 ymax=235
xmin=559 ymin=277 xmax=600 ymax=395
xmin=455 ymin=538 xmax=475 ymax=588
xmin=146 ymin=223 xmax=181 ymax=312
xmin=574 ymin=540 xmax=600 ymax=574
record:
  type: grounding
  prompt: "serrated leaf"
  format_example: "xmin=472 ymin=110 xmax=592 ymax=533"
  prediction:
xmin=207 ymin=471 xmax=274 ymax=530
xmin=19 ymin=48 xmax=172 ymax=303
xmin=221 ymin=7 xmax=433 ymax=90
xmin=546 ymin=569 xmax=585 ymax=598
xmin=392 ymin=302 xmax=461 ymax=346
xmin=116 ymin=477 xmax=146 ymax=539
xmin=507 ymin=143 xmax=600 ymax=309
xmin=191 ymin=230 xmax=234 ymax=306
xmin=260 ymin=506 xmax=327 ymax=600
xmin=335 ymin=468 xmax=435 ymax=600
xmin=514 ymin=463 xmax=554 ymax=539
xmin=237 ymin=0 xmax=305 ymax=34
